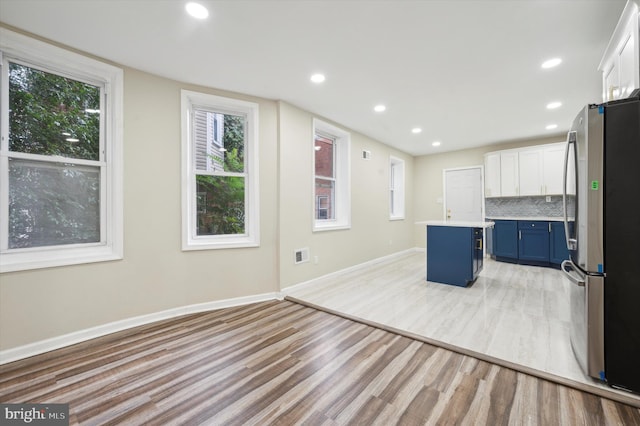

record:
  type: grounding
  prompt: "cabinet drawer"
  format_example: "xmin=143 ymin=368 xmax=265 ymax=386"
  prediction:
xmin=518 ymin=221 xmax=548 ymax=230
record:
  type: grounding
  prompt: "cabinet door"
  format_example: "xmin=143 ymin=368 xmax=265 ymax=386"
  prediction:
xmin=604 ymin=61 xmax=620 ymax=102
xmin=543 ymin=144 xmax=564 ymax=195
xmin=618 ymin=30 xmax=637 ymax=99
xmin=549 ymin=221 xmax=570 ymax=264
xmin=484 ymin=153 xmax=501 ymax=197
xmin=519 ymin=149 xmax=543 ymax=196
xmin=518 ymin=221 xmax=550 ymax=262
xmin=600 ymin=2 xmax=639 ymax=101
xmin=500 ymin=152 xmax=519 ymax=196
xmin=494 ymin=220 xmax=518 ymax=259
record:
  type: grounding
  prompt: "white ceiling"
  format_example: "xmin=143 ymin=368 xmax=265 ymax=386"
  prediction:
xmin=0 ymin=0 xmax=626 ymax=155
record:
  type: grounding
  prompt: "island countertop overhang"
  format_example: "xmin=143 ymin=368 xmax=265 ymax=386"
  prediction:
xmin=416 ymin=220 xmax=495 ymax=228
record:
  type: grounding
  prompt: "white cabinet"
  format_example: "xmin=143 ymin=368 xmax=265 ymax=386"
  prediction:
xmin=484 ymin=153 xmax=501 ymax=197
xmin=543 ymin=144 xmax=565 ymax=195
xmin=500 ymin=151 xmax=519 ymax=197
xmin=484 ymin=142 xmax=573 ymax=198
xmin=519 ymin=149 xmax=543 ymax=196
xmin=599 ymin=1 xmax=639 ymax=101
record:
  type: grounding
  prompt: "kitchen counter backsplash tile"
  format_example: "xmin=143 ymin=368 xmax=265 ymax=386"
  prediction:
xmin=486 ymin=195 xmax=575 ymax=218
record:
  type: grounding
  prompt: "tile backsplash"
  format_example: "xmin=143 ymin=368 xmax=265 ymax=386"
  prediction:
xmin=486 ymin=195 xmax=575 ymax=218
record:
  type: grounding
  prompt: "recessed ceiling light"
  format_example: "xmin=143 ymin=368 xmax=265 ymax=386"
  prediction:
xmin=432 ymin=141 xmax=441 ymax=147
xmin=310 ymin=73 xmax=325 ymax=84
xmin=374 ymin=104 xmax=386 ymax=113
xmin=542 ymin=58 xmax=562 ymax=69
xmin=546 ymin=124 xmax=558 ymax=130
xmin=546 ymin=101 xmax=562 ymax=109
xmin=185 ymin=2 xmax=209 ymax=19
xmin=411 ymin=128 xmax=422 ymax=134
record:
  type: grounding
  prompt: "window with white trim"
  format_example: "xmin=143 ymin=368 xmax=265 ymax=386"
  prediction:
xmin=181 ymin=91 xmax=259 ymax=250
xmin=313 ymin=119 xmax=350 ymax=231
xmin=0 ymin=29 xmax=123 ymax=273
xmin=390 ymin=156 xmax=405 ymax=220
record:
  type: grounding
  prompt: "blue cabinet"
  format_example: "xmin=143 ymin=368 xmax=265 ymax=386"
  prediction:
xmin=427 ymin=226 xmax=483 ymax=287
xmin=490 ymin=219 xmax=569 ymax=268
xmin=493 ymin=220 xmax=518 ymax=261
xmin=549 ymin=221 xmax=570 ymax=265
xmin=518 ymin=221 xmax=550 ymax=263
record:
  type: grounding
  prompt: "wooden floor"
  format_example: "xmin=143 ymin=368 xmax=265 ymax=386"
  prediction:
xmin=1 ymin=300 xmax=639 ymax=425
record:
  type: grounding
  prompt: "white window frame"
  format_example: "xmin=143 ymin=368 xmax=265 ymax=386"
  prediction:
xmin=389 ymin=156 xmax=405 ymax=220
xmin=312 ymin=118 xmax=350 ymax=232
xmin=181 ymin=90 xmax=260 ymax=250
xmin=0 ymin=28 xmax=123 ymax=273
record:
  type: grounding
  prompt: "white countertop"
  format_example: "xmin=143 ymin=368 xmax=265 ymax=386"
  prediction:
xmin=486 ymin=216 xmax=566 ymax=221
xmin=416 ymin=220 xmax=495 ymax=228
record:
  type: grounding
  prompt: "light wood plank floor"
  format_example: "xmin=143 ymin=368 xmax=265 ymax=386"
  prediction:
xmin=1 ymin=300 xmax=639 ymax=425
xmin=283 ymin=251 xmax=640 ymax=408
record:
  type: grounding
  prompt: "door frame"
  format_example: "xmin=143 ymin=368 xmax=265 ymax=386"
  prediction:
xmin=442 ymin=165 xmax=486 ymax=222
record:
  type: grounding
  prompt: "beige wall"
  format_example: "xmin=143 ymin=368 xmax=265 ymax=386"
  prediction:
xmin=0 ymin=29 xmax=564 ymax=354
xmin=0 ymin=68 xmax=280 ymax=350
xmin=278 ymin=102 xmax=415 ymax=288
xmin=0 ymin=54 xmax=417 ymax=352
xmin=412 ymin=135 xmax=565 ymax=247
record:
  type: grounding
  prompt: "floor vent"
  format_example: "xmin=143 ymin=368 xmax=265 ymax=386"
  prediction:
xmin=294 ymin=248 xmax=310 ymax=264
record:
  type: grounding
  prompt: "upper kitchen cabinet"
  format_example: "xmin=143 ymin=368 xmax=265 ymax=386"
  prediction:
xmin=484 ymin=152 xmax=501 ymax=197
xmin=484 ymin=142 xmax=572 ymax=197
xmin=485 ymin=150 xmax=519 ymax=197
xmin=599 ymin=0 xmax=640 ymax=101
xmin=500 ymin=151 xmax=519 ymax=196
xmin=518 ymin=148 xmax=543 ymax=196
xmin=543 ymin=143 xmax=576 ymax=195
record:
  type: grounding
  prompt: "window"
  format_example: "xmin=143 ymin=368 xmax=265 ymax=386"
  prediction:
xmin=0 ymin=29 xmax=123 ymax=272
xmin=390 ymin=156 xmax=405 ymax=220
xmin=181 ymin=91 xmax=259 ymax=250
xmin=313 ymin=119 xmax=350 ymax=231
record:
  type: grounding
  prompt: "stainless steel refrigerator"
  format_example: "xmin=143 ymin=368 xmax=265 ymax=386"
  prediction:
xmin=561 ymin=93 xmax=640 ymax=394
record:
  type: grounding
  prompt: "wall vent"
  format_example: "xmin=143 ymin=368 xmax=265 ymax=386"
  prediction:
xmin=294 ymin=248 xmax=310 ymax=264
xmin=294 ymin=247 xmax=309 ymax=265
xmin=362 ymin=150 xmax=371 ymax=160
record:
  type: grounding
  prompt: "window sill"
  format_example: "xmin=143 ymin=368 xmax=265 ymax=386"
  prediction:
xmin=390 ymin=216 xmax=405 ymax=221
xmin=313 ymin=222 xmax=351 ymax=233
xmin=0 ymin=245 xmax=123 ymax=273
xmin=182 ymin=237 xmax=260 ymax=251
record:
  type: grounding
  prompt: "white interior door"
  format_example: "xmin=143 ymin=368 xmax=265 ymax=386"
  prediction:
xmin=444 ymin=167 xmax=483 ymax=222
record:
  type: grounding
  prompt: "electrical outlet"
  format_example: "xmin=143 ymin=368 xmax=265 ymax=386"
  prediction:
xmin=546 ymin=196 xmax=551 ymax=202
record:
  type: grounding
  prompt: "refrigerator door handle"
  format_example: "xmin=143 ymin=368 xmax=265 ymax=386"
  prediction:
xmin=563 ymin=131 xmax=577 ymax=251
xmin=562 ymin=259 xmax=585 ymax=287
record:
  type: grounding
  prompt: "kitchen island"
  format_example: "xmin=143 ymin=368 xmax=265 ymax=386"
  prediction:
xmin=417 ymin=220 xmax=495 ymax=287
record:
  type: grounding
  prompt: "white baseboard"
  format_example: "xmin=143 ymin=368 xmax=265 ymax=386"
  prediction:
xmin=0 ymin=292 xmax=279 ymax=365
xmin=1 ymin=249 xmax=421 ymax=365
xmin=281 ymin=247 xmax=421 ymax=294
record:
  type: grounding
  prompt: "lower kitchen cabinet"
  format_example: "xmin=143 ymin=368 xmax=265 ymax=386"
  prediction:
xmin=489 ymin=219 xmax=570 ymax=268
xmin=549 ymin=221 xmax=570 ymax=265
xmin=518 ymin=221 xmax=550 ymax=264
xmin=427 ymin=225 xmax=483 ymax=287
xmin=493 ymin=220 xmax=518 ymax=261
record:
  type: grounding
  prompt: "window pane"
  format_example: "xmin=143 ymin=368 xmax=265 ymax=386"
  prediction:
xmin=193 ymin=109 xmax=245 ymax=173
xmin=315 ymin=178 xmax=335 ymax=220
xmin=9 ymin=62 xmax=101 ymax=161
xmin=390 ymin=190 xmax=395 ymax=214
xmin=196 ymin=175 xmax=245 ymax=235
xmin=315 ymin=135 xmax=334 ymax=178
xmin=9 ymin=158 xmax=100 ymax=249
